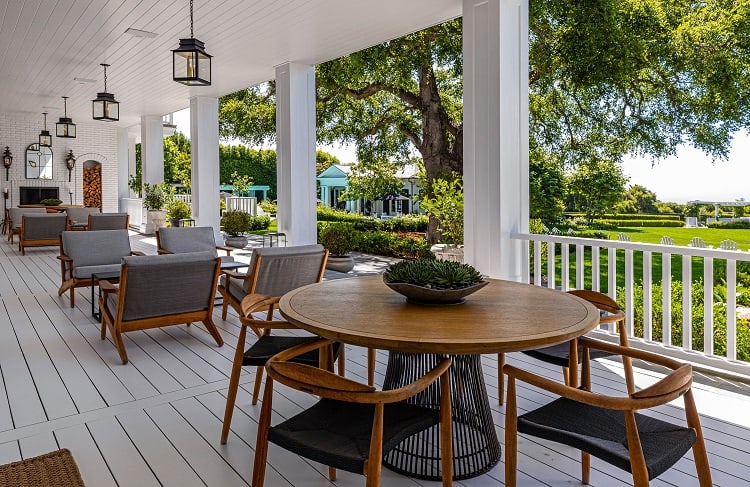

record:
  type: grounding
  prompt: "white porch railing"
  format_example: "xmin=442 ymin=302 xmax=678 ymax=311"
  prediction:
xmin=173 ymin=194 xmax=191 ymax=205
xmin=512 ymin=232 xmax=750 ymax=377
xmin=225 ymin=196 xmax=257 ymax=215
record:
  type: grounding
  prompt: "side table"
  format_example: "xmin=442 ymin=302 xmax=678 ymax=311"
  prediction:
xmin=262 ymin=232 xmax=287 ymax=247
xmin=91 ymin=271 xmax=120 ymax=321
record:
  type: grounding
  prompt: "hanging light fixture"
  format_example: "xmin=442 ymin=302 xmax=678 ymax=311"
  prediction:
xmin=172 ymin=0 xmax=212 ymax=86
xmin=92 ymin=63 xmax=119 ymax=122
xmin=65 ymin=150 xmax=76 ymax=182
xmin=39 ymin=113 xmax=52 ymax=147
xmin=3 ymin=147 xmax=12 ymax=181
xmin=56 ymin=96 xmax=76 ymax=138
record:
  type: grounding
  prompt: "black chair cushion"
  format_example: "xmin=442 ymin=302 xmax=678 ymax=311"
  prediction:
xmin=522 ymin=341 xmax=613 ymax=368
xmin=242 ymin=335 xmax=342 ymax=367
xmin=268 ymin=398 xmax=440 ymax=474
xmin=518 ymin=397 xmax=697 ymax=480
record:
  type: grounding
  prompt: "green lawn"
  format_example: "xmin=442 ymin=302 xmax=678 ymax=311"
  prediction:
xmin=606 ymin=227 xmax=750 ymax=248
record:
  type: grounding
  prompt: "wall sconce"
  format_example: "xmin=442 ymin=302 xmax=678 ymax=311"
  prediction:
xmin=3 ymin=147 xmax=12 ymax=180
xmin=65 ymin=150 xmax=76 ymax=182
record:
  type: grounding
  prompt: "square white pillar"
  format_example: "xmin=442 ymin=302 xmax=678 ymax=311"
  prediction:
xmin=275 ymin=63 xmax=317 ymax=245
xmin=463 ymin=0 xmax=529 ymax=280
xmin=190 ymin=96 xmax=221 ymax=239
xmin=140 ymin=115 xmax=164 ymax=185
xmin=117 ymin=127 xmax=130 ymax=208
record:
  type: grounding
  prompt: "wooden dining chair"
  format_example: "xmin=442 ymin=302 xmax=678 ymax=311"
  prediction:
xmin=504 ymin=336 xmax=712 ymax=487
xmin=252 ymin=338 xmax=454 ymax=487
xmin=498 ymin=289 xmax=627 ymax=404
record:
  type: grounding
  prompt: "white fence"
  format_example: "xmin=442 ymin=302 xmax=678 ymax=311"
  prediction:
xmin=512 ymin=232 xmax=750 ymax=376
xmin=225 ymin=196 xmax=257 ymax=215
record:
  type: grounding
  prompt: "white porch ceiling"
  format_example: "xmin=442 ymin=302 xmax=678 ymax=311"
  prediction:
xmin=0 ymin=0 xmax=461 ymax=126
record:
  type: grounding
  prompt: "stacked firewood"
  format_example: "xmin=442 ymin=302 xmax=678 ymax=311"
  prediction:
xmin=83 ymin=165 xmax=102 ymax=208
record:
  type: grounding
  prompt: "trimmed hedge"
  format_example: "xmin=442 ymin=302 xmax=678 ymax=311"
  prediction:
xmin=316 ymin=207 xmax=429 ymax=232
xmin=599 ymin=219 xmax=683 ymax=227
xmin=707 ymin=221 xmax=750 ymax=229
xmin=589 ymin=213 xmax=682 ymax=221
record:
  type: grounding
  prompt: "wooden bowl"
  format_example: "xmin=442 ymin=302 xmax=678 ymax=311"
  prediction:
xmin=383 ymin=279 xmax=488 ymax=304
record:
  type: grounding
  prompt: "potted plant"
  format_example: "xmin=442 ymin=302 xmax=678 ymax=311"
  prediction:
xmin=319 ymin=221 xmax=357 ymax=272
xmin=166 ymin=199 xmax=191 ymax=227
xmin=221 ymin=210 xmax=250 ymax=248
xmin=39 ymin=198 xmax=62 ymax=206
xmin=143 ymin=182 xmax=172 ymax=230
xmin=382 ymin=259 xmax=486 ymax=304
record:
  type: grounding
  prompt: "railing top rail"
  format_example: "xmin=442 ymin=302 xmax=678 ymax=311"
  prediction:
xmin=512 ymin=232 xmax=750 ymax=261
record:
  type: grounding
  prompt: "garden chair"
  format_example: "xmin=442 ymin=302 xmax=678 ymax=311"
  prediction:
xmin=58 ymin=229 xmax=143 ymax=308
xmin=504 ymin=337 xmax=712 ymax=487
xmin=7 ymin=207 xmax=46 ymax=243
xmin=99 ymin=251 xmax=224 ymax=364
xmin=497 ymin=289 xmax=627 ymax=405
xmin=156 ymin=226 xmax=241 ymax=267
xmin=720 ymin=239 xmax=738 ymax=250
xmin=251 ymin=338 xmax=453 ymax=487
xmin=689 ymin=236 xmax=707 ymax=248
xmin=18 ymin=214 xmax=67 ymax=255
xmin=660 ymin=235 xmax=675 ymax=245
xmin=65 ymin=207 xmax=101 ymax=230
xmin=617 ymin=232 xmax=631 ymax=242
xmin=87 ymin=212 xmax=129 ymax=231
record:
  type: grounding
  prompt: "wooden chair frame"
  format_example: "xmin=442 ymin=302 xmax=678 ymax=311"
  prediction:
xmin=504 ymin=337 xmax=712 ymax=487
xmin=99 ymin=256 xmax=224 ymax=364
xmin=18 ymin=214 xmax=67 ymax=255
xmin=252 ymin=338 xmax=453 ymax=487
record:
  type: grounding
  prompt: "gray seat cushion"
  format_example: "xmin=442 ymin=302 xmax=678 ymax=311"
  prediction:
xmin=22 ymin=214 xmax=67 ymax=239
xmin=9 ymin=207 xmax=46 ymax=228
xmin=157 ymin=227 xmax=220 ymax=256
xmin=219 ymin=274 xmax=248 ymax=303
xmin=88 ymin=213 xmax=128 ymax=231
xmin=73 ymin=263 xmax=122 ymax=279
xmin=62 ymin=229 xmax=132 ymax=268
xmin=117 ymin=251 xmax=219 ymax=321
xmin=241 ymin=244 xmax=327 ymax=295
xmin=65 ymin=207 xmax=100 ymax=224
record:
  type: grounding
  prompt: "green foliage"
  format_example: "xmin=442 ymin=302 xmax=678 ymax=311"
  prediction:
xmin=39 ymin=198 xmax=61 ymax=205
xmin=567 ymin=159 xmax=628 ymax=222
xmin=220 ymin=210 xmax=250 ymax=236
xmin=707 ymin=221 xmax=750 ymax=229
xmin=165 ymin=199 xmax=191 ymax=220
xmin=316 ymin=150 xmax=341 ymax=175
xmin=420 ymin=175 xmax=463 ymax=245
xmin=128 ymin=173 xmax=142 ymax=197
xmin=259 ymin=199 xmax=277 ymax=214
xmin=219 ymin=145 xmax=277 ymax=199
xmin=142 ymin=182 xmax=173 ymax=210
xmin=341 ymin=158 xmax=402 ymax=211
xmin=230 ymin=171 xmax=253 ymax=196
xmin=384 ymin=260 xmax=483 ymax=289
xmin=589 ymin=213 xmax=682 ymax=221
xmin=318 ymin=222 xmax=357 ymax=256
xmin=247 ymin=215 xmax=271 ymax=231
xmin=597 ymin=219 xmax=683 ymax=227
xmin=530 ymin=146 xmax=566 ymax=222
xmin=617 ymin=185 xmax=659 ymax=214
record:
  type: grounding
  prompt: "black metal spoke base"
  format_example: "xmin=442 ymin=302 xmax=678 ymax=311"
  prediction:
xmin=382 ymin=352 xmax=501 ymax=480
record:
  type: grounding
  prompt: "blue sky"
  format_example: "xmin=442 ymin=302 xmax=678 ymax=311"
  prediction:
xmin=174 ymin=108 xmax=750 ymax=204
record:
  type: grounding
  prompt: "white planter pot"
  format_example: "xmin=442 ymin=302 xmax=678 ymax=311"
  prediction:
xmin=431 ymin=244 xmax=464 ymax=263
xmin=224 ymin=236 xmax=249 ymax=248
xmin=147 ymin=210 xmax=167 ymax=231
xmin=326 ymin=255 xmax=355 ymax=273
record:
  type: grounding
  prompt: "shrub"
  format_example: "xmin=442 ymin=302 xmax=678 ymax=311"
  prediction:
xmin=142 ymin=182 xmax=172 ymax=210
xmin=165 ymin=199 xmax=191 ymax=220
xmin=319 ymin=222 xmax=357 ymax=256
xmin=247 ymin=215 xmax=271 ymax=231
xmin=220 ymin=210 xmax=249 ymax=236
xmin=39 ymin=198 xmax=62 ymax=205
xmin=259 ymin=199 xmax=277 ymax=214
xmin=597 ymin=219 xmax=683 ymax=227
xmin=707 ymin=221 xmax=750 ymax=229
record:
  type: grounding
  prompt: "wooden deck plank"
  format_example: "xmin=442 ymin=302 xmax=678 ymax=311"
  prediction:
xmin=55 ymin=423 xmax=118 ymax=487
xmin=0 ymin=441 xmax=20 ymax=464
xmin=145 ymin=401 xmax=249 ymax=487
xmin=18 ymin=430 xmax=58 ymax=458
xmin=86 ymin=416 xmax=161 ymax=487
xmin=116 ymin=408 xmax=206 ymax=487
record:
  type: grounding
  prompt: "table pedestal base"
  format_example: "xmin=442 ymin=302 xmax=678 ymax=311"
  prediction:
xmin=382 ymin=352 xmax=501 ymax=480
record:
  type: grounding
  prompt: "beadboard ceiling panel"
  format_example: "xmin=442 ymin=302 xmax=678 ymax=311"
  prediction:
xmin=0 ymin=0 xmax=461 ymax=126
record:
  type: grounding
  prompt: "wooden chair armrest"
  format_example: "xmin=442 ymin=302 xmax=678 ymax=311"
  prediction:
xmin=57 ymin=254 xmax=73 ymax=262
xmin=157 ymin=249 xmax=172 ymax=254
xmin=221 ymin=269 xmax=249 ymax=280
xmin=130 ymin=251 xmax=146 ymax=256
xmin=216 ymin=245 xmax=233 ymax=256
xmin=578 ymin=336 xmax=684 ymax=369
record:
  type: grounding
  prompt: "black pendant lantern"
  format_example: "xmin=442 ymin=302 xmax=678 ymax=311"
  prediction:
xmin=39 ymin=113 xmax=52 ymax=147
xmin=172 ymin=0 xmax=212 ymax=86
xmin=92 ymin=64 xmax=119 ymax=122
xmin=56 ymin=96 xmax=76 ymax=138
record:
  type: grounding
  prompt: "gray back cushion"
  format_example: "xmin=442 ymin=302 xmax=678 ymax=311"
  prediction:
xmin=9 ymin=207 xmax=46 ymax=227
xmin=120 ymin=251 xmax=218 ymax=321
xmin=66 ymin=207 xmax=100 ymax=223
xmin=62 ymin=229 xmax=132 ymax=267
xmin=88 ymin=213 xmax=128 ymax=231
xmin=22 ymin=214 xmax=67 ymax=239
xmin=245 ymin=244 xmax=326 ymax=296
xmin=157 ymin=227 xmax=219 ymax=256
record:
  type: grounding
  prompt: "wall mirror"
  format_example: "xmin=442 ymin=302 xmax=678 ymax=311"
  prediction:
xmin=26 ymin=143 xmax=53 ymax=179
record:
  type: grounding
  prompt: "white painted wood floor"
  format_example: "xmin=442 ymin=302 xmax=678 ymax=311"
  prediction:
xmin=0 ymin=231 xmax=747 ymax=486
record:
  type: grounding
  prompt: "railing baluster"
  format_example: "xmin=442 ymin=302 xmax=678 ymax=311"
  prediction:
xmin=727 ymin=259 xmax=737 ymax=360
xmin=561 ymin=243 xmax=570 ymax=291
xmin=592 ymin=245 xmax=600 ymax=292
xmin=608 ymin=247 xmax=617 ymax=301
xmin=643 ymin=251 xmax=652 ymax=342
xmin=547 ymin=242 xmax=555 ymax=289
xmin=704 ymin=257 xmax=714 ymax=356
xmin=576 ymin=244 xmax=584 ymax=289
xmin=662 ymin=252 xmax=672 ymax=346
xmin=682 ymin=255 xmax=692 ymax=351
xmin=533 ymin=240 xmax=542 ymax=286
xmin=624 ymin=249 xmax=634 ymax=336
xmin=521 ymin=239 xmax=530 ymax=284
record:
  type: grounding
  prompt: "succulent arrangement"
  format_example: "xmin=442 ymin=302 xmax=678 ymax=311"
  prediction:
xmin=40 ymin=198 xmax=62 ymax=206
xmin=383 ymin=259 xmax=484 ymax=290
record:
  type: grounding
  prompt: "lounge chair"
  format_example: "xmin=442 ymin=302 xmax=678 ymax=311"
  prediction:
xmin=99 ymin=251 xmax=224 ymax=364
xmin=7 ymin=207 xmax=46 ymax=243
xmin=18 ymin=214 xmax=67 ymax=255
xmin=156 ymin=226 xmax=239 ymax=266
xmin=65 ymin=207 xmax=101 ymax=230
xmin=87 ymin=212 xmax=129 ymax=231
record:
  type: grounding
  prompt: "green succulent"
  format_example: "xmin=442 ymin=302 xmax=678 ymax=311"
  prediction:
xmin=383 ymin=259 xmax=483 ymax=289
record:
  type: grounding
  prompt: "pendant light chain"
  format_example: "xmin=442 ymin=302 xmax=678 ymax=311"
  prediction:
xmin=103 ymin=64 xmax=108 ymax=92
xmin=190 ymin=0 xmax=194 ymax=38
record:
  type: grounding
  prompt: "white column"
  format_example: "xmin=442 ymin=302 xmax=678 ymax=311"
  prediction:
xmin=275 ymin=63 xmax=317 ymax=245
xmin=190 ymin=97 xmax=221 ymax=238
xmin=140 ymin=115 xmax=164 ymax=185
xmin=463 ymin=0 xmax=529 ymax=280
xmin=117 ymin=128 xmax=130 ymax=209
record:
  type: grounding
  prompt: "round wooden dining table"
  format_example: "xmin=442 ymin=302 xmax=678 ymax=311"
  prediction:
xmin=279 ymin=275 xmax=600 ymax=480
